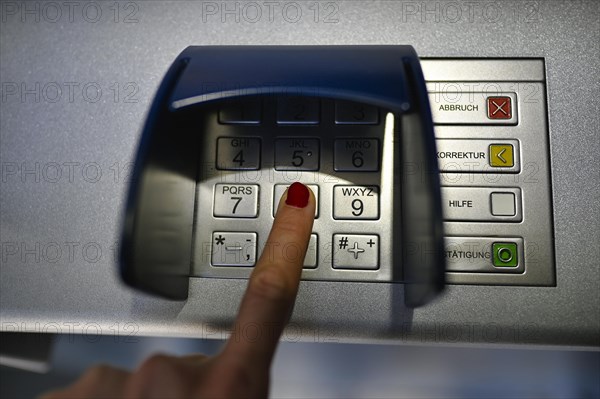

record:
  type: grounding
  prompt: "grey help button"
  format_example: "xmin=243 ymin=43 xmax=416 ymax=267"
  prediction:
xmin=428 ymin=92 xmax=517 ymax=125
xmin=441 ymin=187 xmax=522 ymax=222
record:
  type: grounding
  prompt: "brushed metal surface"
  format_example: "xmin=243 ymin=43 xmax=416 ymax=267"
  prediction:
xmin=1 ymin=0 xmax=598 ymax=347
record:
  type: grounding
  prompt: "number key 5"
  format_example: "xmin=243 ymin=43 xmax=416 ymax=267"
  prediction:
xmin=274 ymin=138 xmax=320 ymax=171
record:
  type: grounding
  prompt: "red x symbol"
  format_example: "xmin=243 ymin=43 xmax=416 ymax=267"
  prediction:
xmin=487 ymin=96 xmax=512 ymax=119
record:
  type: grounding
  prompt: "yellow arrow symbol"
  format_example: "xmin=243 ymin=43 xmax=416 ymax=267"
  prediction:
xmin=497 ymin=148 xmax=507 ymax=163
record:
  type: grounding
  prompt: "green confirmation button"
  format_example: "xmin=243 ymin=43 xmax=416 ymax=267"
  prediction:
xmin=492 ymin=242 xmax=518 ymax=267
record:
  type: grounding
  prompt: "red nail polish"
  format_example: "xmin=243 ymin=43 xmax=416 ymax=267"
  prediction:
xmin=285 ymin=182 xmax=309 ymax=208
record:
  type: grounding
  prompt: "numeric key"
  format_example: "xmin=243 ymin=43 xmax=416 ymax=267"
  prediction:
xmin=216 ymin=137 xmax=261 ymax=170
xmin=333 ymin=185 xmax=379 ymax=220
xmin=219 ymin=99 xmax=261 ymax=124
xmin=274 ymin=138 xmax=320 ymax=171
xmin=273 ymin=184 xmax=319 ymax=217
xmin=213 ymin=184 xmax=259 ymax=218
xmin=334 ymin=139 xmax=379 ymax=171
xmin=277 ymin=97 xmax=320 ymax=124
xmin=335 ymin=100 xmax=379 ymax=124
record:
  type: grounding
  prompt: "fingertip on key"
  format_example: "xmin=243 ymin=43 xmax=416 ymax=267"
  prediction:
xmin=285 ymin=182 xmax=310 ymax=208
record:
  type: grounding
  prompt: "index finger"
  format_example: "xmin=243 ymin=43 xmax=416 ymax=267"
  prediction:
xmin=222 ymin=182 xmax=315 ymax=366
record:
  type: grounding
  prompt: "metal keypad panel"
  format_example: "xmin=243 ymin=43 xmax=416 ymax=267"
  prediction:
xmin=194 ymin=59 xmax=554 ymax=286
xmin=194 ymin=97 xmax=394 ymax=282
xmin=423 ymin=59 xmax=555 ymax=285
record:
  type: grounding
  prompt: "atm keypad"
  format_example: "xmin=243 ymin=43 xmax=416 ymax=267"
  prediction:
xmin=195 ymin=97 xmax=387 ymax=277
xmin=196 ymin=60 xmax=554 ymax=287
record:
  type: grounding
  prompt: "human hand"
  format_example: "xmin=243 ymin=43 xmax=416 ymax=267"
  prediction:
xmin=42 ymin=182 xmax=316 ymax=398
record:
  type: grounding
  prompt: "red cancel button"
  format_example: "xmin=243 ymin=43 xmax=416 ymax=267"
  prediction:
xmin=487 ymin=96 xmax=512 ymax=119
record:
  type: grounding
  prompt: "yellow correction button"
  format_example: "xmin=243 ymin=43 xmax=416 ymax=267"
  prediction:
xmin=489 ymin=144 xmax=514 ymax=167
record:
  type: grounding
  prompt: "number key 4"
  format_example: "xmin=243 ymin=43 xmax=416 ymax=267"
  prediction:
xmin=216 ymin=137 xmax=261 ymax=170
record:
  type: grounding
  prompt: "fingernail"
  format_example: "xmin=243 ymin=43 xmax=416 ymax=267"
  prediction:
xmin=285 ymin=182 xmax=309 ymax=208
